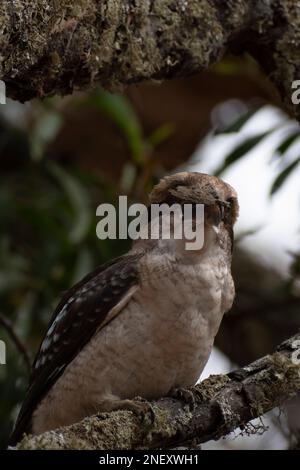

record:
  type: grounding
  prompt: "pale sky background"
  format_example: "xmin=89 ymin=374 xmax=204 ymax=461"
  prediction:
xmin=188 ymin=103 xmax=300 ymax=277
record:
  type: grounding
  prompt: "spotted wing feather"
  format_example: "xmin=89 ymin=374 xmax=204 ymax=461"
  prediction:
xmin=9 ymin=252 xmax=142 ymax=445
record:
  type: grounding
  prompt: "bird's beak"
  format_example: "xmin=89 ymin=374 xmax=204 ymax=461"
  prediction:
xmin=217 ymin=200 xmax=231 ymax=223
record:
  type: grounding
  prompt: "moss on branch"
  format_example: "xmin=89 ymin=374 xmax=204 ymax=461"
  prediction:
xmin=1 ymin=0 xmax=299 ymax=122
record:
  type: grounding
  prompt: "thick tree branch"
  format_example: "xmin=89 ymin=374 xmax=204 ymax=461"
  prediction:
xmin=14 ymin=333 xmax=300 ymax=450
xmin=0 ymin=1 xmax=299 ymax=121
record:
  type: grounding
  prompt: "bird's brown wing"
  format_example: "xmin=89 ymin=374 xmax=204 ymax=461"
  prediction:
xmin=9 ymin=252 xmax=143 ymax=446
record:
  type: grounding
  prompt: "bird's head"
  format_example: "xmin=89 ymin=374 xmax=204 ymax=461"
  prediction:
xmin=150 ymin=172 xmax=239 ymax=225
xmin=148 ymin=172 xmax=239 ymax=254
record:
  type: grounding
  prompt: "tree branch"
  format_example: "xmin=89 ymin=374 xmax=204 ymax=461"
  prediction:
xmin=0 ymin=1 xmax=299 ymax=121
xmin=14 ymin=333 xmax=300 ymax=450
xmin=0 ymin=312 xmax=32 ymax=374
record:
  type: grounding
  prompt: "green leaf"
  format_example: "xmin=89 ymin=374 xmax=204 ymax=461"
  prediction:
xmin=276 ymin=132 xmax=300 ymax=155
xmin=89 ymin=90 xmax=145 ymax=165
xmin=30 ymin=111 xmax=63 ymax=161
xmin=215 ymin=131 xmax=272 ymax=176
xmin=214 ymin=107 xmax=262 ymax=135
xmin=212 ymin=59 xmax=243 ymax=76
xmin=47 ymin=162 xmax=92 ymax=244
xmin=147 ymin=122 xmax=174 ymax=148
xmin=270 ymin=157 xmax=300 ymax=195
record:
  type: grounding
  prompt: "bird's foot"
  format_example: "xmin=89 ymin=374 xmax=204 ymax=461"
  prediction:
xmin=102 ymin=397 xmax=155 ymax=425
xmin=132 ymin=397 xmax=155 ymax=425
xmin=170 ymin=387 xmax=196 ymax=411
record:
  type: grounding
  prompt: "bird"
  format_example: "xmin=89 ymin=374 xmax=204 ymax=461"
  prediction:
xmin=9 ymin=171 xmax=239 ymax=445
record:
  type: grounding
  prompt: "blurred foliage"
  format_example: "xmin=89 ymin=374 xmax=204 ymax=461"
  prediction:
xmin=0 ymin=88 xmax=173 ymax=447
xmin=88 ymin=89 xmax=174 ymax=165
xmin=85 ymin=88 xmax=174 ymax=196
xmin=87 ymin=90 xmax=145 ymax=165
xmin=214 ymin=103 xmax=300 ymax=194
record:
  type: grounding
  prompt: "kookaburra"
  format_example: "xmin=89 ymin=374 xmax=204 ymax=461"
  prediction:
xmin=10 ymin=172 xmax=239 ymax=445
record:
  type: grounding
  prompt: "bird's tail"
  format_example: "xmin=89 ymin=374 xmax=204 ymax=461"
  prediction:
xmin=8 ymin=409 xmax=32 ymax=447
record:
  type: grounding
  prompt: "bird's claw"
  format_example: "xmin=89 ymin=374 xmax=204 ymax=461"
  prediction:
xmin=132 ymin=397 xmax=155 ymax=425
xmin=170 ymin=387 xmax=196 ymax=411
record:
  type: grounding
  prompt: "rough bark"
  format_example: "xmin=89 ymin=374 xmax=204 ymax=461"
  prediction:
xmin=13 ymin=333 xmax=300 ymax=450
xmin=0 ymin=1 xmax=299 ymax=121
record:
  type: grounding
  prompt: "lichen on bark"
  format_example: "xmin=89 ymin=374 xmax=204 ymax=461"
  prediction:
xmin=270 ymin=1 xmax=300 ymax=120
xmin=0 ymin=0 xmax=251 ymax=100
xmin=1 ymin=0 xmax=299 ymax=122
